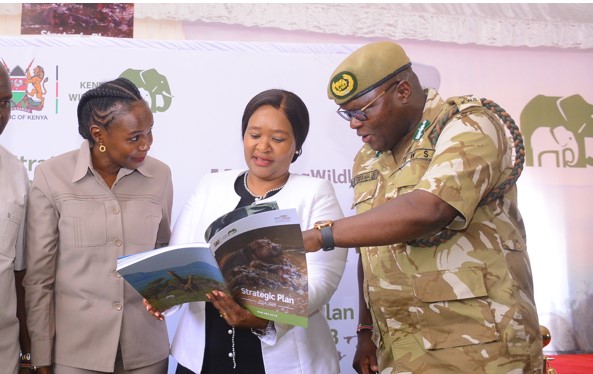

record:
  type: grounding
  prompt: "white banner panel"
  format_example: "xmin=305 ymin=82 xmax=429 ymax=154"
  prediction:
xmin=1 ymin=36 xmax=592 ymax=372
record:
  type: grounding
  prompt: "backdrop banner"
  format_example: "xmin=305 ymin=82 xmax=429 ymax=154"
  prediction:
xmin=1 ymin=36 xmax=591 ymax=372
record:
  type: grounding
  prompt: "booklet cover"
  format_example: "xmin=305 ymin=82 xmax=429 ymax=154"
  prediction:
xmin=116 ymin=206 xmax=308 ymax=327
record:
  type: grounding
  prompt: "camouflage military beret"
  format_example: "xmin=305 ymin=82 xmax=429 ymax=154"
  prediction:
xmin=328 ymin=41 xmax=411 ymax=105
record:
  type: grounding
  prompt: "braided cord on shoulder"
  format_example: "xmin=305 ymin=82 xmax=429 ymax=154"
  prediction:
xmin=408 ymin=99 xmax=525 ymax=247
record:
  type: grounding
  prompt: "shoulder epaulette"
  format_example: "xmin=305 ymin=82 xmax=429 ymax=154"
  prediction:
xmin=446 ymin=95 xmax=482 ymax=112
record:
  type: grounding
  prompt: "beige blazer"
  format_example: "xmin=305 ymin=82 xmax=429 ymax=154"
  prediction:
xmin=24 ymin=141 xmax=172 ymax=371
xmin=0 ymin=145 xmax=30 ymax=374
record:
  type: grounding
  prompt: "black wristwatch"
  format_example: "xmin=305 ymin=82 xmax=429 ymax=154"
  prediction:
xmin=314 ymin=220 xmax=335 ymax=251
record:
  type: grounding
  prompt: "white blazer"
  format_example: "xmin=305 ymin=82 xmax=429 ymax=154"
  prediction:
xmin=170 ymin=170 xmax=347 ymax=374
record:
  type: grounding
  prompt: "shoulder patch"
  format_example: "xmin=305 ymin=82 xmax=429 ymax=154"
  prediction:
xmin=350 ymin=170 xmax=379 ymax=187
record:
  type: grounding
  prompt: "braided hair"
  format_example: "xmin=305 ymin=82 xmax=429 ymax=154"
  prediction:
xmin=77 ymin=77 xmax=145 ymax=144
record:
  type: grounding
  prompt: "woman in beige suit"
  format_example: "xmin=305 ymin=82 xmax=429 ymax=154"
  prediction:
xmin=24 ymin=78 xmax=172 ymax=374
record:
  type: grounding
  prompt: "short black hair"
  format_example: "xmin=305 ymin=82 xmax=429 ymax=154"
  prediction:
xmin=241 ymin=89 xmax=309 ymax=163
xmin=77 ymin=77 xmax=145 ymax=144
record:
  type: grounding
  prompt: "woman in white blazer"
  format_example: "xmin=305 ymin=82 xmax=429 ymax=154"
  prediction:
xmin=167 ymin=89 xmax=347 ymax=374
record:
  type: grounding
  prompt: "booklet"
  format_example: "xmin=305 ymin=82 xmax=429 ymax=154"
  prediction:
xmin=116 ymin=205 xmax=308 ymax=327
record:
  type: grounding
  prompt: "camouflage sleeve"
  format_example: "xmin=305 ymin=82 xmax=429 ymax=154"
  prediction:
xmin=414 ymin=107 xmax=511 ymax=230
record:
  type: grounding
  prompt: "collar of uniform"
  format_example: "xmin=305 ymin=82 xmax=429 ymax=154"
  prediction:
xmin=358 ymin=144 xmax=398 ymax=173
xmin=71 ymin=140 xmax=153 ymax=183
xmin=419 ymin=88 xmax=446 ymax=134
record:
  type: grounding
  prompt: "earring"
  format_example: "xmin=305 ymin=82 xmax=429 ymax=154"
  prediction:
xmin=295 ymin=148 xmax=302 ymax=156
xmin=99 ymin=143 xmax=106 ymax=153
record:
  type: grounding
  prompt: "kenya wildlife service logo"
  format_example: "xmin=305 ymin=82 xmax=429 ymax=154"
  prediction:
xmin=119 ymin=68 xmax=173 ymax=113
xmin=2 ymin=59 xmax=48 ymax=113
xmin=520 ymin=94 xmax=593 ymax=168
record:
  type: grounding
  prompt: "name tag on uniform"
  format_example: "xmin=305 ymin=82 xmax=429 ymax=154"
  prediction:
xmin=350 ymin=170 xmax=379 ymax=188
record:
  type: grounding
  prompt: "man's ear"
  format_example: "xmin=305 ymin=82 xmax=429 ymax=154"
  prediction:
xmin=396 ymin=80 xmax=412 ymax=103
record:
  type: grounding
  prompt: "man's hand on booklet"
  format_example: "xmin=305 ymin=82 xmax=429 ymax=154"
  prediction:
xmin=143 ymin=298 xmax=165 ymax=321
xmin=207 ymin=290 xmax=269 ymax=330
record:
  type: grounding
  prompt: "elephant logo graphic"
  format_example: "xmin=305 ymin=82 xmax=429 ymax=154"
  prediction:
xmin=119 ymin=68 xmax=173 ymax=113
xmin=520 ymin=94 xmax=593 ymax=168
xmin=2 ymin=58 xmax=48 ymax=113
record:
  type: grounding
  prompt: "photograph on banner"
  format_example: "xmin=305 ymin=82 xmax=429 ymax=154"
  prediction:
xmin=21 ymin=3 xmax=134 ymax=38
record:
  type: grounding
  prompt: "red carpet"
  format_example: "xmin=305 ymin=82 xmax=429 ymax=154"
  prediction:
xmin=548 ymin=354 xmax=593 ymax=373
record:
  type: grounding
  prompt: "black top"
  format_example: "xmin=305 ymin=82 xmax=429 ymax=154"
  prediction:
xmin=201 ymin=172 xmax=282 ymax=374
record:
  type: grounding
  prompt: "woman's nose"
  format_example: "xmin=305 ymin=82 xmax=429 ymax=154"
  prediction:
xmin=139 ymin=142 xmax=150 ymax=151
xmin=256 ymin=139 xmax=271 ymax=151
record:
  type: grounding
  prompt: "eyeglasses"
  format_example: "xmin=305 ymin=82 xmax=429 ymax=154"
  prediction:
xmin=337 ymin=80 xmax=400 ymax=121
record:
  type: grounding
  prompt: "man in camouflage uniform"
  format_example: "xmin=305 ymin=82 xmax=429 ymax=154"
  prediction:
xmin=303 ymin=41 xmax=544 ymax=373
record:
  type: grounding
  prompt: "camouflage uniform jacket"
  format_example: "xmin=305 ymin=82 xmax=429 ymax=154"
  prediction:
xmin=351 ymin=89 xmax=544 ymax=373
